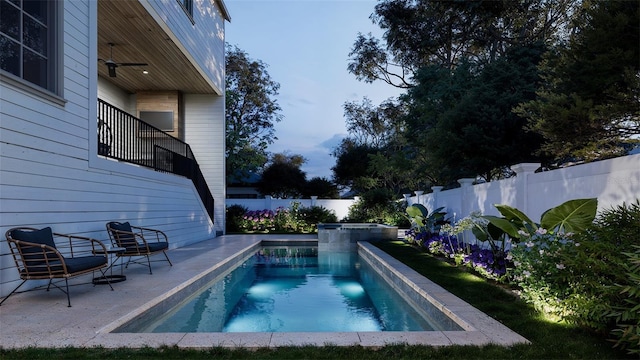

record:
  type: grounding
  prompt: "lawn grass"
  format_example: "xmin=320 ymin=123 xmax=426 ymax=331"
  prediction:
xmin=1 ymin=240 xmax=632 ymax=359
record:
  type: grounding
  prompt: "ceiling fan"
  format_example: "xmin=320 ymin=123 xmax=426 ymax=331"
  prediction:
xmin=99 ymin=43 xmax=148 ymax=77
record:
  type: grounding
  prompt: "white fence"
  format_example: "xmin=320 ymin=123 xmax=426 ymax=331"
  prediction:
xmin=226 ymin=154 xmax=640 ymax=227
xmin=406 ymin=154 xmax=640 ymax=223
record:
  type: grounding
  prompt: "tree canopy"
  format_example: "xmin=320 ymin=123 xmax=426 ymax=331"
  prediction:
xmin=302 ymin=177 xmax=340 ymax=199
xmin=339 ymin=0 xmax=637 ymax=192
xmin=256 ymin=153 xmax=307 ymax=199
xmin=332 ymin=98 xmax=425 ymax=195
xmin=225 ymin=45 xmax=282 ymax=185
xmin=348 ymin=0 xmax=576 ymax=87
xmin=406 ymin=44 xmax=547 ymax=184
xmin=516 ymin=0 xmax=640 ymax=161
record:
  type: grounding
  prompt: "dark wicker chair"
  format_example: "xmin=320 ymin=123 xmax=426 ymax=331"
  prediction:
xmin=105 ymin=221 xmax=172 ymax=274
xmin=1 ymin=227 xmax=113 ymax=307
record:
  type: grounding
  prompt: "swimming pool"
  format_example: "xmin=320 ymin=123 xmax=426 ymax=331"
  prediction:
xmin=127 ymin=246 xmax=462 ymax=333
xmin=104 ymin=238 xmax=528 ymax=347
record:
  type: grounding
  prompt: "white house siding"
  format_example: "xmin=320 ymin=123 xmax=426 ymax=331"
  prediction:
xmin=184 ymin=94 xmax=226 ymax=233
xmin=139 ymin=0 xmax=227 ymax=229
xmin=0 ymin=1 xmax=224 ymax=297
xmin=97 ymin=77 xmax=136 ymax=114
xmin=143 ymin=0 xmax=226 ymax=94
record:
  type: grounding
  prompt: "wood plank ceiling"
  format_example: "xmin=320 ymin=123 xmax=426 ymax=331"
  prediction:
xmin=98 ymin=0 xmax=214 ymax=94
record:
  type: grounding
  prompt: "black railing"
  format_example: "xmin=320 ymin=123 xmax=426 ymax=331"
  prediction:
xmin=97 ymin=99 xmax=214 ymax=222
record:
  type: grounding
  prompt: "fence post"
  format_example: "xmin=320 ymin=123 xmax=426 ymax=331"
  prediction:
xmin=265 ymin=195 xmax=272 ymax=211
xmin=414 ymin=190 xmax=424 ymax=205
xmin=457 ymin=178 xmax=475 ymax=221
xmin=431 ymin=186 xmax=443 ymax=211
xmin=510 ymin=163 xmax=541 ymax=215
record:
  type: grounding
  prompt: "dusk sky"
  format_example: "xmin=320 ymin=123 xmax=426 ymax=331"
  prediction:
xmin=225 ymin=0 xmax=405 ymax=180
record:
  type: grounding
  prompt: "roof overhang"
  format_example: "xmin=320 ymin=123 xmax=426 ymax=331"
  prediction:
xmin=98 ymin=0 xmax=227 ymax=94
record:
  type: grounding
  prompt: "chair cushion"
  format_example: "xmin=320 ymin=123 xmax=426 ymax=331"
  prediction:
xmin=147 ymin=242 xmax=169 ymax=252
xmin=108 ymin=222 xmax=137 ymax=248
xmin=124 ymin=241 xmax=168 ymax=254
xmin=59 ymin=256 xmax=107 ymax=273
xmin=10 ymin=227 xmax=58 ymax=263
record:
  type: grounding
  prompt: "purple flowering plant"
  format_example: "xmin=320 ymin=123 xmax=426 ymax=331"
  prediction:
xmin=241 ymin=209 xmax=276 ymax=231
xmin=405 ymin=210 xmax=511 ymax=281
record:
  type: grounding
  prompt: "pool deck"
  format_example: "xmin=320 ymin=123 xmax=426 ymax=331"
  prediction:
xmin=0 ymin=235 xmax=528 ymax=349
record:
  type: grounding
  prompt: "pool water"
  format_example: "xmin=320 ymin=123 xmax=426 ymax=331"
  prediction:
xmin=136 ymin=247 xmax=461 ymax=333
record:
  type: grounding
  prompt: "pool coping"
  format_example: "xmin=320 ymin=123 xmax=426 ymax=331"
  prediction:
xmin=0 ymin=235 xmax=528 ymax=349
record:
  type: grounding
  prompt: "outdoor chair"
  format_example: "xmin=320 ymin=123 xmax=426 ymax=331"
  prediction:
xmin=1 ymin=227 xmax=113 ymax=307
xmin=105 ymin=221 xmax=172 ymax=274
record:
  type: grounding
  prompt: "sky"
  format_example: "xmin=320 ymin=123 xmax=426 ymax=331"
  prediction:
xmin=224 ymin=0 xmax=405 ymax=180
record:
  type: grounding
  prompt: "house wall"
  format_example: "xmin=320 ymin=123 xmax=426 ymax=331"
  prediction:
xmin=0 ymin=1 xmax=225 ymax=297
xmin=184 ymin=94 xmax=227 ymax=231
xmin=96 ymin=82 xmax=226 ymax=236
xmin=143 ymin=0 xmax=226 ymax=94
xmin=126 ymin=0 xmax=228 ymax=233
xmin=97 ymin=76 xmax=136 ymax=113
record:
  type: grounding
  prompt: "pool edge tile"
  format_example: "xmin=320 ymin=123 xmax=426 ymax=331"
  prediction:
xmin=358 ymin=331 xmax=452 ymax=347
xmin=178 ymin=332 xmax=273 ymax=349
xmin=269 ymin=332 xmax=361 ymax=347
xmin=84 ymin=333 xmax=185 ymax=349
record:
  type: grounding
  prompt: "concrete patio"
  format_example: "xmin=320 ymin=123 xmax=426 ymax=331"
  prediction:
xmin=0 ymin=234 xmax=528 ymax=349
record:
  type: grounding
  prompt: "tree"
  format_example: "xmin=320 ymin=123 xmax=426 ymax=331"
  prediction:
xmin=343 ymin=97 xmax=405 ymax=148
xmin=331 ymin=139 xmax=378 ymax=194
xmin=516 ymin=0 xmax=640 ymax=162
xmin=256 ymin=153 xmax=307 ymax=198
xmin=348 ymin=0 xmax=576 ymax=88
xmin=406 ymin=44 xmax=548 ymax=184
xmin=303 ymin=177 xmax=340 ymax=199
xmin=332 ymin=98 xmax=422 ymax=195
xmin=226 ymin=45 xmax=283 ymax=185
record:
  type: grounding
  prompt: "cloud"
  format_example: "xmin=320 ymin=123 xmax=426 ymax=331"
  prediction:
xmin=320 ymin=133 xmax=347 ymax=150
xmin=296 ymin=97 xmax=315 ymax=105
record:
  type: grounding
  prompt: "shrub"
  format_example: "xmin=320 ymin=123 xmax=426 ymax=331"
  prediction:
xmin=508 ymin=199 xmax=640 ymax=353
xmin=273 ymin=206 xmax=297 ymax=233
xmin=233 ymin=202 xmax=338 ymax=234
xmin=563 ymin=201 xmax=640 ymax=353
xmin=403 ymin=198 xmax=640 ymax=354
xmin=404 ymin=227 xmax=508 ymax=281
xmin=508 ymin=229 xmax=580 ymax=318
xmin=226 ymin=204 xmax=248 ymax=233
xmin=299 ymin=205 xmax=338 ymax=231
xmin=345 ymin=188 xmax=406 ymax=225
xmin=609 ymin=245 xmax=640 ymax=355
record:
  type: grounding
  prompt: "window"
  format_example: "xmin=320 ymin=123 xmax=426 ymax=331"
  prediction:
xmin=0 ymin=0 xmax=58 ymax=93
xmin=178 ymin=0 xmax=193 ymax=18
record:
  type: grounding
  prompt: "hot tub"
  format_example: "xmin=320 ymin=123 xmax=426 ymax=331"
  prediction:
xmin=317 ymin=223 xmax=398 ymax=250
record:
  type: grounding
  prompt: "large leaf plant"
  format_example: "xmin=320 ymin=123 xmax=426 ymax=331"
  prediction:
xmin=482 ymin=198 xmax=598 ymax=242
